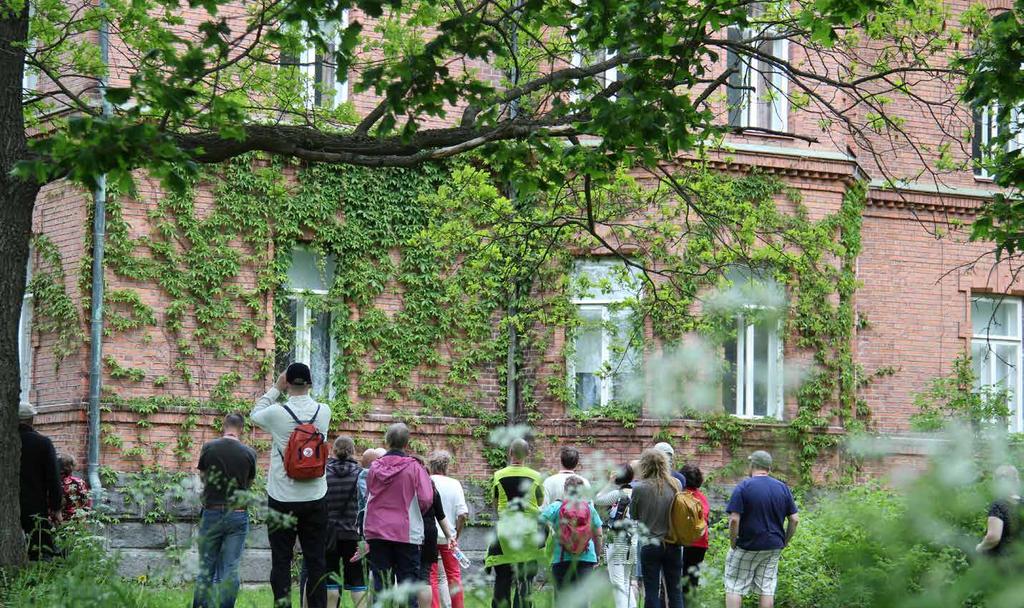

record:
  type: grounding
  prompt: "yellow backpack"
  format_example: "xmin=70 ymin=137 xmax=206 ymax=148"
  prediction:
xmin=665 ymin=490 xmax=706 ymax=545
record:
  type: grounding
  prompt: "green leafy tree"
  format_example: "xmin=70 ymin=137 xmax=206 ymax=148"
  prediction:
xmin=910 ymin=351 xmax=1012 ymax=433
xmin=961 ymin=2 xmax=1024 ymax=260
xmin=0 ymin=0 xmax=968 ymax=566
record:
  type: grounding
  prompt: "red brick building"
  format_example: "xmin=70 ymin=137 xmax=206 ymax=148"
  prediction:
xmin=19 ymin=0 xmax=1021 ymax=490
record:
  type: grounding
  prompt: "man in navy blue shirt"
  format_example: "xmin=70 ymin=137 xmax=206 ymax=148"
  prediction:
xmin=724 ymin=451 xmax=799 ymax=608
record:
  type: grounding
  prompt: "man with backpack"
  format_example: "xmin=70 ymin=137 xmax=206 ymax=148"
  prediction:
xmin=542 ymin=447 xmax=591 ymax=506
xmin=724 ymin=451 xmax=799 ymax=608
xmin=252 ymin=363 xmax=332 ymax=608
xmin=540 ymin=476 xmax=604 ymax=601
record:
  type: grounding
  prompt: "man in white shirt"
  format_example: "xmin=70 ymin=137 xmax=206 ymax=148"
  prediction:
xmin=542 ymin=447 xmax=591 ymax=506
xmin=252 ymin=363 xmax=332 ymax=608
xmin=428 ymin=450 xmax=469 ymax=608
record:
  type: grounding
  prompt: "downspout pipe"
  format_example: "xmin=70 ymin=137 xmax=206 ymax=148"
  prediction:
xmin=86 ymin=0 xmax=112 ymax=500
xmin=504 ymin=17 xmax=520 ymax=422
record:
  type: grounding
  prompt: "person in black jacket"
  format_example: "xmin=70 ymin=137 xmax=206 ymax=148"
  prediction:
xmin=18 ymin=402 xmax=61 ymax=561
xmin=325 ymin=436 xmax=369 ymax=608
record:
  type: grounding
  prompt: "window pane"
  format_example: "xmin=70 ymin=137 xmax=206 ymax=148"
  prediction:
xmin=972 ymin=297 xmax=1019 ymax=338
xmin=572 ymin=260 xmax=639 ymax=303
xmin=722 ymin=322 xmax=739 ymax=415
xmin=971 ymin=340 xmax=988 ymax=388
xmin=275 ymin=299 xmax=298 ymax=373
xmin=609 ymin=310 xmax=641 ymax=403
xmin=288 ymin=247 xmax=336 ymax=292
xmin=574 ymin=307 xmax=604 ymax=409
xmin=993 ymin=342 xmax=1019 ymax=390
xmin=753 ymin=319 xmax=771 ymax=417
xmin=310 ymin=310 xmax=332 ymax=396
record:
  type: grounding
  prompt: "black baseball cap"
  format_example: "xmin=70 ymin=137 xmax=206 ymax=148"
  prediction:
xmin=286 ymin=362 xmax=313 ymax=386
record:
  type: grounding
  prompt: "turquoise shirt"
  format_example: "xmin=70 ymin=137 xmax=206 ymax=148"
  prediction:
xmin=540 ymin=501 xmax=603 ymax=564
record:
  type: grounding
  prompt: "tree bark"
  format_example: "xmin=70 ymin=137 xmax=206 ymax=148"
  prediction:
xmin=0 ymin=1 xmax=41 ymax=570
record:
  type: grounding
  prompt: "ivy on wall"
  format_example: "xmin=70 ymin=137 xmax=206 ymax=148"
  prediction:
xmin=42 ymin=151 xmax=874 ymax=485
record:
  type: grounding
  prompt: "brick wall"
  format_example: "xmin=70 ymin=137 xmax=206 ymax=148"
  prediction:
xmin=24 ymin=0 xmax=1021 ymax=482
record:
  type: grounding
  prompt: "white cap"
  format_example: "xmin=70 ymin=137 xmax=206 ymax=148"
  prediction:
xmin=653 ymin=442 xmax=674 ymax=457
xmin=18 ymin=401 xmax=37 ymax=420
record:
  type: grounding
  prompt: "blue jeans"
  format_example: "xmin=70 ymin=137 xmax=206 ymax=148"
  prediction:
xmin=639 ymin=541 xmax=683 ymax=608
xmin=193 ymin=509 xmax=250 ymax=608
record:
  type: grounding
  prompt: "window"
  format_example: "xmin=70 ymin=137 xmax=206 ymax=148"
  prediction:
xmin=726 ymin=11 xmax=789 ymax=131
xmin=19 ymin=253 xmax=33 ymax=406
xmin=971 ymin=295 xmax=1023 ymax=431
xmin=569 ymin=48 xmax=622 ymax=102
xmin=281 ymin=12 xmax=349 ymax=109
xmin=278 ymin=247 xmax=336 ymax=398
xmin=973 ymin=104 xmax=1024 ymax=179
xmin=568 ymin=259 xmax=642 ymax=410
xmin=721 ymin=269 xmax=783 ymax=418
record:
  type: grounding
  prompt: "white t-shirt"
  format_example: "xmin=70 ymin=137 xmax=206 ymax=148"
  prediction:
xmin=431 ymin=474 xmax=469 ymax=543
xmin=251 ymin=388 xmax=331 ymax=503
xmin=542 ymin=470 xmax=591 ymax=506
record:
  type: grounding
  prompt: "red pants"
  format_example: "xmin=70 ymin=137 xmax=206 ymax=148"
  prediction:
xmin=430 ymin=545 xmax=464 ymax=608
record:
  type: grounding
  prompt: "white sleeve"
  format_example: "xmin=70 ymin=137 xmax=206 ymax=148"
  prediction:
xmin=456 ymin=482 xmax=469 ymax=516
xmin=251 ymin=388 xmax=280 ymax=430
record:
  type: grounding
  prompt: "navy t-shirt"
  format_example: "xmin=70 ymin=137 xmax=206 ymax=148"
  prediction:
xmin=726 ymin=475 xmax=798 ymax=550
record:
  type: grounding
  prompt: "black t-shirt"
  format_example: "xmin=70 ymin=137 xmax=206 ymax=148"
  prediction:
xmin=988 ymin=498 xmax=1022 ymax=556
xmin=197 ymin=437 xmax=258 ymax=507
xmin=421 ymin=485 xmax=447 ymax=563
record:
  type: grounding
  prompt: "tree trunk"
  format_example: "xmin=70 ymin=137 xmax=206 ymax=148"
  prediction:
xmin=0 ymin=1 xmax=41 ymax=570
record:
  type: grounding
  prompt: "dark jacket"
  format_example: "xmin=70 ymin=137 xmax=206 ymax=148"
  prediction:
xmin=19 ymin=423 xmax=61 ymax=518
xmin=326 ymin=457 xmax=363 ymax=541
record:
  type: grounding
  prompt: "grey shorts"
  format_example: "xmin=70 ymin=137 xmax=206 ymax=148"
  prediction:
xmin=723 ymin=547 xmax=782 ymax=596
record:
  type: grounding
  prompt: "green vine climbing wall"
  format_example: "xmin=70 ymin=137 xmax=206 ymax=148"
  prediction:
xmin=31 ymin=152 xmax=875 ymax=485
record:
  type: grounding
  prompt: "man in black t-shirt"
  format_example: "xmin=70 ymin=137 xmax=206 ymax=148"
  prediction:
xmin=193 ymin=413 xmax=258 ymax=608
xmin=978 ymin=464 xmax=1021 ymax=557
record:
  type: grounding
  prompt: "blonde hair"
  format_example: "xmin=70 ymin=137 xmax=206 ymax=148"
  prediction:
xmin=639 ymin=448 xmax=677 ymax=491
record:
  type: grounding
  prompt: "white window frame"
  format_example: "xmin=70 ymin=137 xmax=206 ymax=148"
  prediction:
xmin=727 ymin=311 xmax=784 ymax=419
xmin=976 ymin=104 xmax=1024 ymax=180
xmin=569 ymin=47 xmax=619 ymax=104
xmin=567 ymin=260 xmax=641 ymax=410
xmin=19 ymin=254 xmax=33 ymax=406
xmin=734 ymin=32 xmax=788 ymax=132
xmin=284 ymin=246 xmax=338 ymax=399
xmin=300 ymin=10 xmax=349 ymax=109
xmin=971 ymin=295 xmax=1024 ymax=432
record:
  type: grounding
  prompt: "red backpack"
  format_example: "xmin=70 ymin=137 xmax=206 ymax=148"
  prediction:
xmin=280 ymin=404 xmax=327 ymax=480
xmin=558 ymin=500 xmax=594 ymax=556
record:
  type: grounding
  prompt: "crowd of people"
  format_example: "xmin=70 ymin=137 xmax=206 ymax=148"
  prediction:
xmin=20 ymin=360 xmax=1023 ymax=608
xmin=185 ymin=362 xmax=804 ymax=608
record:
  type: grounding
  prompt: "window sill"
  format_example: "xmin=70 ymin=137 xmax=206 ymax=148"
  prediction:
xmin=974 ymin=175 xmax=996 ymax=184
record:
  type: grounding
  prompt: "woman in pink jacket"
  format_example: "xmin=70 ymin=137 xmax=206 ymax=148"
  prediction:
xmin=364 ymin=423 xmax=434 ymax=597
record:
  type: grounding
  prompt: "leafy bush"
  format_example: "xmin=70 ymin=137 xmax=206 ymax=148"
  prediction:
xmin=692 ymin=428 xmax=1024 ymax=608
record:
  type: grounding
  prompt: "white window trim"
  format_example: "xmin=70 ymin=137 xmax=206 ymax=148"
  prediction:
xmin=286 ymin=289 xmax=337 ymax=399
xmin=567 ymin=260 xmax=641 ymax=409
xmin=300 ymin=10 xmax=349 ymax=110
xmin=737 ymin=34 xmax=788 ymax=132
xmin=568 ymin=304 xmax=629 ymax=408
xmin=19 ymin=255 xmax=33 ymax=406
xmin=971 ymin=295 xmax=1024 ymax=432
xmin=569 ymin=48 xmax=618 ymax=104
xmin=729 ymin=312 xmax=784 ymax=420
xmin=977 ymin=104 xmax=1024 ymax=180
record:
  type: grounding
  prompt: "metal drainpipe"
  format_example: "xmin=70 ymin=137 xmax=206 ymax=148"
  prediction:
xmin=504 ymin=18 xmax=520 ymax=422
xmin=86 ymin=1 xmax=112 ymax=500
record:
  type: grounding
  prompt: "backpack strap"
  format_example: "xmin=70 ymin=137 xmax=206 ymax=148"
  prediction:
xmin=308 ymin=404 xmax=321 ymax=426
xmin=280 ymin=404 xmax=303 ymax=426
